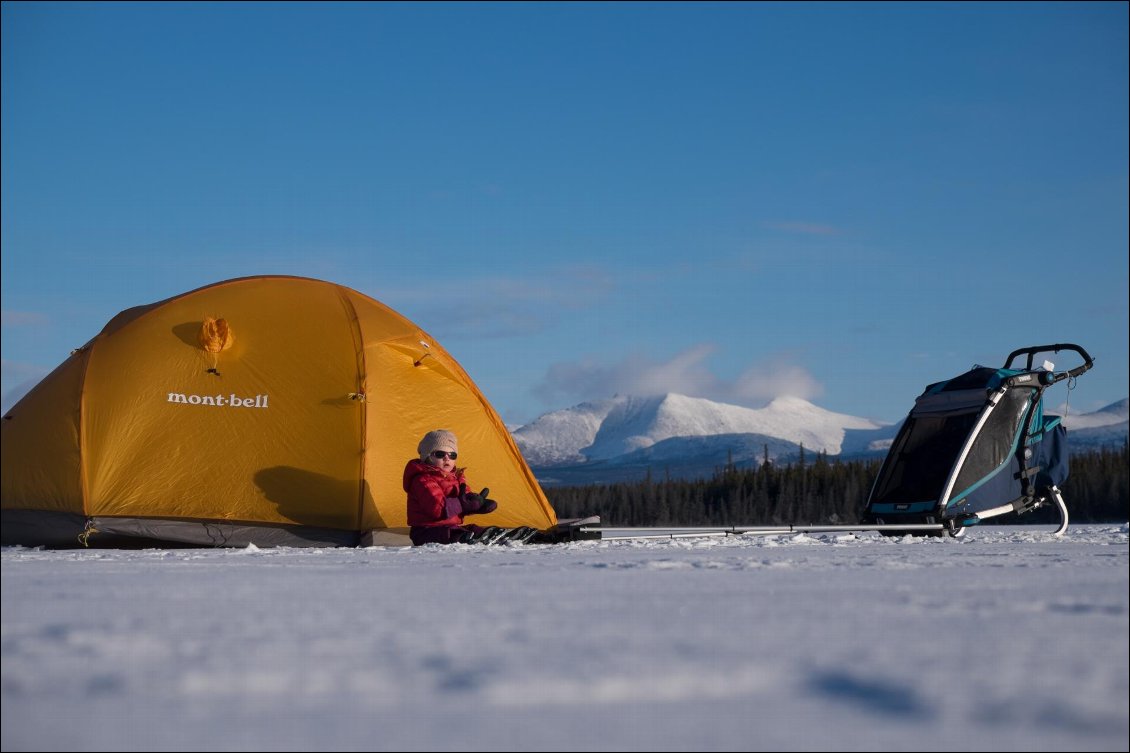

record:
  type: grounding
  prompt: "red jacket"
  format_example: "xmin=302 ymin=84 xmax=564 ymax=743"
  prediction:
xmin=403 ymin=459 xmax=475 ymax=528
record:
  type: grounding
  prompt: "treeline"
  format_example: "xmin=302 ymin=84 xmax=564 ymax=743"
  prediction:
xmin=545 ymin=444 xmax=1129 ymax=527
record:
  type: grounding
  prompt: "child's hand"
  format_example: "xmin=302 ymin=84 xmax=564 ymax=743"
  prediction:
xmin=461 ymin=488 xmax=498 ymax=515
xmin=478 ymin=488 xmax=499 ymax=514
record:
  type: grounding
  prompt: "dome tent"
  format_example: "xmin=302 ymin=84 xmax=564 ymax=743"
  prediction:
xmin=1 ymin=276 xmax=558 ymax=547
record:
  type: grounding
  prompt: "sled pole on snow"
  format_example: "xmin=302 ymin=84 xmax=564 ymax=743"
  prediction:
xmin=582 ymin=523 xmax=946 ymax=540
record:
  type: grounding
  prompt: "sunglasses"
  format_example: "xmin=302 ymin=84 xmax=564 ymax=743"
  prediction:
xmin=430 ymin=450 xmax=458 ymax=460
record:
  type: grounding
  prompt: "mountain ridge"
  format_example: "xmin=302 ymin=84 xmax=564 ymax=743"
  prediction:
xmin=513 ymin=392 xmax=889 ymax=467
xmin=512 ymin=393 xmax=1128 ymax=486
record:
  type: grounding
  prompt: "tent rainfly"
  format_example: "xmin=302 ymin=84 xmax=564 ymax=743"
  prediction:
xmin=1 ymin=276 xmax=558 ymax=547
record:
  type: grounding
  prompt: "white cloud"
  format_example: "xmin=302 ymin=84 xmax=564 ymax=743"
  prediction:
xmin=730 ymin=355 xmax=824 ymax=403
xmin=534 ymin=345 xmax=824 ymax=407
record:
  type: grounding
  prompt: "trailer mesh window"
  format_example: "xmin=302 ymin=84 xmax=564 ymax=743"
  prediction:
xmin=948 ymin=390 xmax=1032 ymax=502
xmin=870 ymin=410 xmax=981 ymax=505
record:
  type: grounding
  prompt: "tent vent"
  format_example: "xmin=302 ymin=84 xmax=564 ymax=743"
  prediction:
xmin=199 ymin=317 xmax=234 ymax=353
xmin=199 ymin=317 xmax=234 ymax=375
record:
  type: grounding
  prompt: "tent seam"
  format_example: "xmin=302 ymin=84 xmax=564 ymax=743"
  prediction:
xmin=76 ymin=344 xmax=97 ymax=519
xmin=336 ymin=287 xmax=368 ymax=533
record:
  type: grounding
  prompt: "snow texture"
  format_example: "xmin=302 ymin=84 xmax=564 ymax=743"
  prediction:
xmin=3 ymin=525 xmax=1127 ymax=752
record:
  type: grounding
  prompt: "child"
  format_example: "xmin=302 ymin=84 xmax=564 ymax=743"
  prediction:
xmin=403 ymin=429 xmax=498 ymax=546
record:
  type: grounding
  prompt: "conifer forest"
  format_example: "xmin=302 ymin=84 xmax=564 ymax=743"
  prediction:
xmin=544 ymin=444 xmax=1129 ymax=528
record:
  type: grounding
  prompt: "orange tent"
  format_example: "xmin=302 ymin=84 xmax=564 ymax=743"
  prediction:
xmin=1 ymin=276 xmax=557 ymax=547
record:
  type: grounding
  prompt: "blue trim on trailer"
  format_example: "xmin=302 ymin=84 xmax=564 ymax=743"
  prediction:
xmin=944 ymin=407 xmax=1029 ymax=510
xmin=944 ymin=450 xmax=1018 ymax=509
xmin=1027 ymin=414 xmax=1062 ymax=445
xmin=923 ymin=367 xmax=1028 ymax=396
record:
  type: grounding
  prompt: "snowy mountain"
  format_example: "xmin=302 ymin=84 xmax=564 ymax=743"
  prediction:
xmin=512 ymin=393 xmax=885 ymax=468
xmin=527 ymin=431 xmax=815 ymax=487
xmin=513 ymin=393 xmax=1127 ymax=486
xmin=507 ymin=397 xmax=621 ymax=466
xmin=1061 ymin=398 xmax=1129 ymax=429
xmin=1059 ymin=399 xmax=1129 ymax=454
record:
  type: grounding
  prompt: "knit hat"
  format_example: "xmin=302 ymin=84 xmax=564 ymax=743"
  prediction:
xmin=418 ymin=429 xmax=458 ymax=460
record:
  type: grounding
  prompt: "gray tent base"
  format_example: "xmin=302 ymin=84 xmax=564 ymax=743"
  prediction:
xmin=0 ymin=510 xmax=603 ymax=549
xmin=0 ymin=510 xmax=365 ymax=548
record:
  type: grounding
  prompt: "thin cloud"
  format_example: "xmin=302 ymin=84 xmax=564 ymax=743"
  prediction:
xmin=761 ymin=221 xmax=843 ymax=236
xmin=534 ymin=345 xmax=824 ymax=407
xmin=1 ymin=360 xmax=49 ymax=413
xmin=730 ymin=355 xmax=824 ymax=403
xmin=379 ymin=265 xmax=617 ymax=339
xmin=2 ymin=310 xmax=50 ymax=327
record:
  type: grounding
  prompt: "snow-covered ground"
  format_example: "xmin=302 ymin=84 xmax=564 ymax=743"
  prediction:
xmin=3 ymin=525 xmax=1127 ymax=752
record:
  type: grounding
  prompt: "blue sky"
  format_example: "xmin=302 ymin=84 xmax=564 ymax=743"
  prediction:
xmin=3 ymin=2 xmax=1127 ymax=425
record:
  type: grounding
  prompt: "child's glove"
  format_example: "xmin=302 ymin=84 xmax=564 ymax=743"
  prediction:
xmin=479 ymin=487 xmax=499 ymax=515
xmin=462 ymin=488 xmax=498 ymax=515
